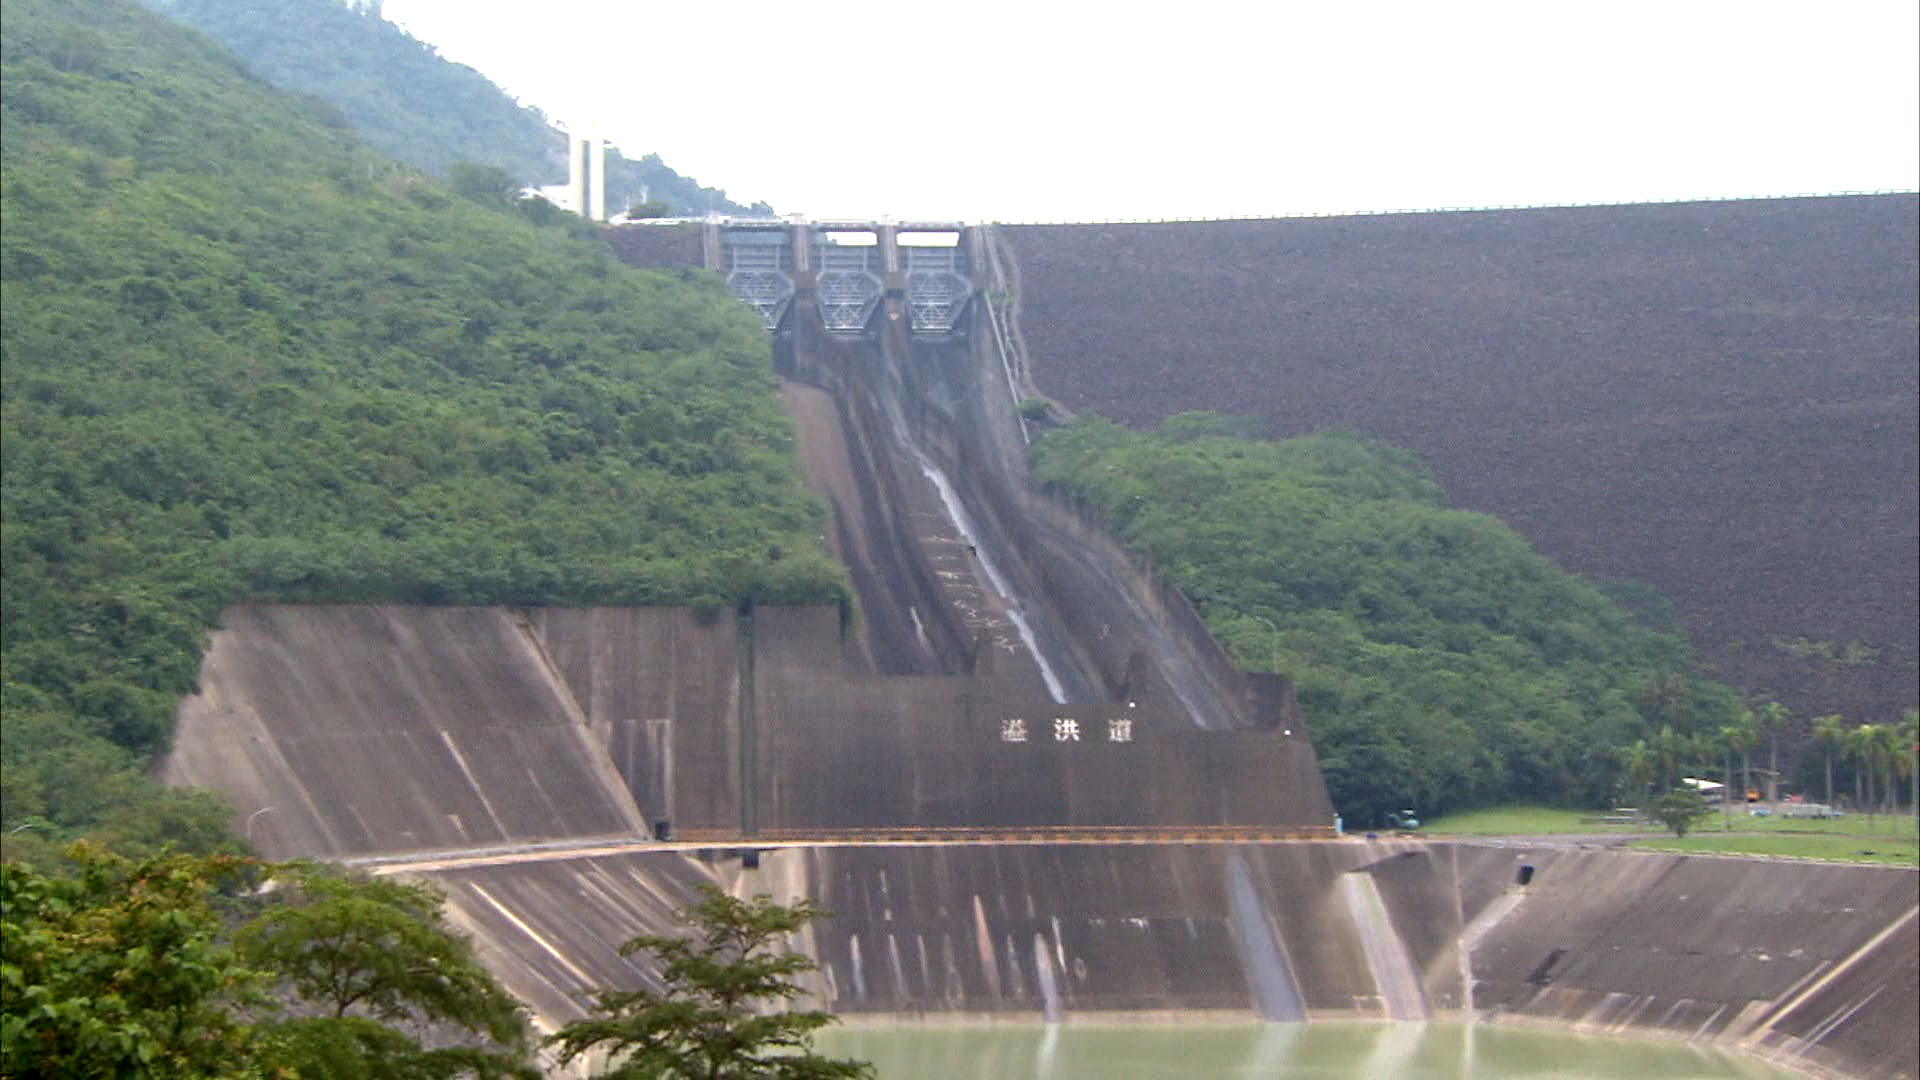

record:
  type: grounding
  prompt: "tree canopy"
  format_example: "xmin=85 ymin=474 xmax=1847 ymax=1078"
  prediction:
xmin=0 ymin=0 xmax=844 ymax=856
xmin=1030 ymin=414 xmax=1744 ymax=818
xmin=545 ymin=885 xmax=871 ymax=1079
xmin=1 ymin=848 xmax=537 ymax=1078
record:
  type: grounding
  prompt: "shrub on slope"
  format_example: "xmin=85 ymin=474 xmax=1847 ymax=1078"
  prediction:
xmin=1031 ymin=414 xmax=1742 ymax=819
xmin=0 ymin=0 xmax=840 ymax=855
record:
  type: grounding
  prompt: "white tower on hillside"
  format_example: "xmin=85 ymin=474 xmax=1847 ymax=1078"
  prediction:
xmin=566 ymin=127 xmax=607 ymax=222
xmin=589 ymin=130 xmax=607 ymax=222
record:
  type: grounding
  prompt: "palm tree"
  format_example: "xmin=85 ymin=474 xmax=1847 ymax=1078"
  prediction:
xmin=1896 ymin=707 xmax=1912 ymax=822
xmin=1754 ymin=699 xmax=1791 ymax=803
xmin=1869 ymin=722 xmax=1903 ymax=816
xmin=1731 ymin=708 xmax=1759 ymax=806
xmin=1651 ymin=725 xmax=1690 ymax=793
xmin=1849 ymin=724 xmax=1882 ymax=828
xmin=1811 ymin=713 xmax=1847 ymax=809
xmin=1640 ymin=672 xmax=1694 ymax=733
xmin=1717 ymin=720 xmax=1755 ymax=830
xmin=1619 ymin=739 xmax=1655 ymax=812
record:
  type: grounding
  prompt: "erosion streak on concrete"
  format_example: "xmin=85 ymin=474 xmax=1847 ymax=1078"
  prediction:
xmin=1339 ymin=871 xmax=1428 ymax=1020
xmin=1758 ymin=904 xmax=1917 ymax=1036
xmin=1746 ymin=906 xmax=1920 ymax=1080
xmin=161 ymin=606 xmax=650 ymax=858
xmin=1225 ymin=853 xmax=1306 ymax=1020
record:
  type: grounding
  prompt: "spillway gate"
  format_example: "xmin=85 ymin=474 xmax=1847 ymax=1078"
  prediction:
xmin=711 ymin=218 xmax=973 ymax=339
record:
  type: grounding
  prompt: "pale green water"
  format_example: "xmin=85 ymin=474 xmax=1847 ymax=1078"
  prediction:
xmin=814 ymin=1021 xmax=1804 ymax=1079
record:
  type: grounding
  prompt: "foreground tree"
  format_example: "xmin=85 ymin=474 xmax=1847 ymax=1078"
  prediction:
xmin=546 ymin=885 xmax=871 ymax=1079
xmin=2 ymin=848 xmax=536 ymax=1078
xmin=1 ymin=848 xmax=267 ymax=1077
xmin=238 ymin=865 xmax=538 ymax=1078
xmin=1649 ymin=788 xmax=1713 ymax=839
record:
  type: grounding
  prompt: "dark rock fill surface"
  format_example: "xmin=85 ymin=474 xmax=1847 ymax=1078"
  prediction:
xmin=1006 ymin=196 xmax=1919 ymax=724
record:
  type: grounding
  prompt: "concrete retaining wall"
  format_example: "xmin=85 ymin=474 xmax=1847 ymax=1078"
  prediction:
xmin=161 ymin=605 xmax=648 ymax=857
xmin=404 ymin=840 xmax=1914 ymax=1079
xmin=167 ymin=605 xmax=1328 ymax=851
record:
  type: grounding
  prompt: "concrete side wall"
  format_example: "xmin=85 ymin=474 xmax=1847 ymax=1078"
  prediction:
xmin=529 ymin=607 xmax=742 ymax=832
xmin=1753 ymin=911 xmax=1919 ymax=1080
xmin=1446 ymin=844 xmax=1918 ymax=1078
xmin=161 ymin=606 xmax=646 ymax=857
xmin=426 ymin=852 xmax=717 ymax=1032
xmin=745 ymin=607 xmax=1322 ymax=832
xmin=604 ymin=223 xmax=705 ymax=271
xmin=168 ymin=605 xmax=1327 ymax=850
xmin=415 ymin=838 xmax=1911 ymax=1080
xmin=426 ymin=842 xmax=1396 ymax=1023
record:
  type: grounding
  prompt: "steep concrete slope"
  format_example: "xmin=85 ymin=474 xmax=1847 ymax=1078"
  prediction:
xmin=385 ymin=836 xmax=1917 ymax=1079
xmin=424 ymin=853 xmax=717 ymax=1033
xmin=1005 ymin=195 xmax=1919 ymax=726
xmin=162 ymin=605 xmax=647 ymax=857
xmin=1399 ymin=844 xmax=1919 ymax=1079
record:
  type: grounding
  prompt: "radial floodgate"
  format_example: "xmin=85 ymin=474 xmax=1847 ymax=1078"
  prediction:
xmin=709 ymin=219 xmax=973 ymax=339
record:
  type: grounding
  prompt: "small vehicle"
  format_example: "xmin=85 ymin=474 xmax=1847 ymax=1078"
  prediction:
xmin=1389 ymin=809 xmax=1421 ymax=832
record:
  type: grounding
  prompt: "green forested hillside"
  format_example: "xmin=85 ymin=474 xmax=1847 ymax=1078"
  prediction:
xmin=1031 ymin=415 xmax=1744 ymax=819
xmin=139 ymin=0 xmax=767 ymax=215
xmin=0 ymin=0 xmax=840 ymax=857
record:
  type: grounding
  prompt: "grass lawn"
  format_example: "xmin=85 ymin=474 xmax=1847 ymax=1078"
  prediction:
xmin=1423 ymin=805 xmax=1638 ymax=835
xmin=1631 ymin=830 xmax=1917 ymax=866
xmin=1426 ymin=804 xmax=1919 ymax=865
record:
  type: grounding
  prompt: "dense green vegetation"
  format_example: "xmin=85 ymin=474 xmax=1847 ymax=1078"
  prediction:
xmin=2 ymin=849 xmax=539 ymax=1076
xmin=0 ymin=0 xmax=843 ymax=854
xmin=1031 ymin=414 xmax=1746 ymax=821
xmin=140 ymin=0 xmax=767 ymax=215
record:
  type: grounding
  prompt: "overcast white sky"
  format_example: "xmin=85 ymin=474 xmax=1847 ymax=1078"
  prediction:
xmin=381 ymin=0 xmax=1918 ymax=222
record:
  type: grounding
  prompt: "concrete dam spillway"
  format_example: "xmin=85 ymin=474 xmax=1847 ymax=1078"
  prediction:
xmin=161 ymin=216 xmax=1918 ymax=1079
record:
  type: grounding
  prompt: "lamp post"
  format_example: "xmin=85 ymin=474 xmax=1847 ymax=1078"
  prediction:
xmin=245 ymin=806 xmax=275 ymax=843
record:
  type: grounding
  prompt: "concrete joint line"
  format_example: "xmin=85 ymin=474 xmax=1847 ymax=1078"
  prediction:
xmin=510 ymin=613 xmax=648 ymax=834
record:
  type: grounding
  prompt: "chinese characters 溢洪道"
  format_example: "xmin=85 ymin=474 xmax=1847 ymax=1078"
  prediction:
xmin=999 ymin=717 xmax=1134 ymax=743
